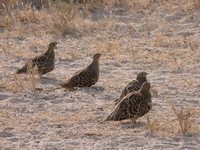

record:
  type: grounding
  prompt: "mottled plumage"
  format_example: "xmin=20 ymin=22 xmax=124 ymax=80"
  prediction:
xmin=106 ymin=82 xmax=152 ymax=122
xmin=115 ymin=72 xmax=148 ymax=105
xmin=16 ymin=42 xmax=57 ymax=76
xmin=61 ymin=53 xmax=101 ymax=89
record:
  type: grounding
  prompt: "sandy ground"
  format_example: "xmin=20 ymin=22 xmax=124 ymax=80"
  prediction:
xmin=0 ymin=1 xmax=200 ymax=149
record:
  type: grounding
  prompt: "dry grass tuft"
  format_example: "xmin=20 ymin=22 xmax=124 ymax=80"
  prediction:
xmin=147 ymin=103 xmax=199 ymax=136
xmin=103 ymin=0 xmax=153 ymax=9
xmin=50 ymin=2 xmax=81 ymax=36
xmin=79 ymin=0 xmax=104 ymax=13
xmin=0 ymin=0 xmax=19 ymax=13
xmin=26 ymin=62 xmax=40 ymax=92
xmin=146 ymin=116 xmax=162 ymax=133
xmin=0 ymin=3 xmax=41 ymax=27
xmin=2 ymin=66 xmax=40 ymax=93
xmin=0 ymin=75 xmax=24 ymax=93
xmin=49 ymin=1 xmax=107 ymax=36
xmin=0 ymin=13 xmax=14 ymax=27
xmin=171 ymin=103 xmax=195 ymax=135
xmin=15 ymin=7 xmax=39 ymax=23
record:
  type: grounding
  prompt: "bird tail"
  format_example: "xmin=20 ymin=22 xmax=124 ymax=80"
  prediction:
xmin=53 ymin=86 xmax=62 ymax=91
xmin=114 ymin=98 xmax=121 ymax=105
xmin=60 ymin=83 xmax=67 ymax=88
xmin=53 ymin=83 xmax=73 ymax=91
xmin=52 ymin=83 xmax=65 ymax=91
xmin=60 ymin=82 xmax=74 ymax=90
xmin=105 ymin=110 xmax=126 ymax=121
xmin=105 ymin=112 xmax=115 ymax=121
xmin=16 ymin=66 xmax=27 ymax=74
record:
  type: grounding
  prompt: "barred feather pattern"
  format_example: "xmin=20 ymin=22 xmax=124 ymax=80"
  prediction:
xmin=115 ymin=77 xmax=147 ymax=105
xmin=61 ymin=67 xmax=99 ymax=89
xmin=61 ymin=54 xmax=100 ymax=89
xmin=31 ymin=53 xmax=55 ymax=75
xmin=16 ymin=42 xmax=56 ymax=75
xmin=106 ymin=91 xmax=152 ymax=121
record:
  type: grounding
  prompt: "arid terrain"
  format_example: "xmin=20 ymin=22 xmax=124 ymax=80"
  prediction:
xmin=0 ymin=0 xmax=200 ymax=149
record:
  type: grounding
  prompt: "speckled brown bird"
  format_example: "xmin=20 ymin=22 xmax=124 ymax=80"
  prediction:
xmin=106 ymin=82 xmax=152 ymax=122
xmin=115 ymin=72 xmax=148 ymax=105
xmin=16 ymin=42 xmax=57 ymax=76
xmin=60 ymin=53 xmax=101 ymax=89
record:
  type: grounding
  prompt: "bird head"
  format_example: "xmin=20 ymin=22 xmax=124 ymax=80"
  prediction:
xmin=140 ymin=82 xmax=151 ymax=96
xmin=136 ymin=71 xmax=148 ymax=82
xmin=93 ymin=53 xmax=101 ymax=61
xmin=49 ymin=42 xmax=58 ymax=49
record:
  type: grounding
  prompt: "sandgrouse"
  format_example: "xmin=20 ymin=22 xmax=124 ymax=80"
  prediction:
xmin=115 ymin=72 xmax=148 ymax=105
xmin=60 ymin=53 xmax=101 ymax=89
xmin=106 ymin=82 xmax=152 ymax=122
xmin=16 ymin=42 xmax=57 ymax=76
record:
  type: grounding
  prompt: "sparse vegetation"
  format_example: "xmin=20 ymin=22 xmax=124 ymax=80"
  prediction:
xmin=146 ymin=102 xmax=199 ymax=136
xmin=50 ymin=2 xmax=81 ymax=36
xmin=171 ymin=103 xmax=196 ymax=135
xmin=0 ymin=0 xmax=200 ymax=149
xmin=26 ymin=61 xmax=40 ymax=92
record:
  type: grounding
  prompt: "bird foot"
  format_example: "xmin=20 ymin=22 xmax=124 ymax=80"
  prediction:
xmin=130 ymin=118 xmax=137 ymax=125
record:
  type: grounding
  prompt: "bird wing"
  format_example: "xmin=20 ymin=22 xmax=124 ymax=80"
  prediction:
xmin=68 ymin=69 xmax=86 ymax=82
xmin=66 ymin=63 xmax=99 ymax=87
xmin=126 ymin=80 xmax=141 ymax=91
xmin=114 ymin=92 xmax=138 ymax=120
xmin=31 ymin=54 xmax=48 ymax=67
xmin=110 ymin=91 xmax=151 ymax=121
xmin=110 ymin=92 xmax=137 ymax=120
xmin=119 ymin=80 xmax=138 ymax=99
xmin=23 ymin=54 xmax=47 ymax=69
xmin=64 ymin=68 xmax=88 ymax=87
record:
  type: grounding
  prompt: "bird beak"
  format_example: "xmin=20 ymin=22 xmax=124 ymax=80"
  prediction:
xmin=55 ymin=43 xmax=59 ymax=49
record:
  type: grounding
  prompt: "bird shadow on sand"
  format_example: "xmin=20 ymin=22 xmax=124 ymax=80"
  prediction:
xmin=0 ymin=128 xmax=15 ymax=138
xmin=78 ymin=86 xmax=105 ymax=93
xmin=121 ymin=121 xmax=146 ymax=129
xmin=0 ymin=93 xmax=10 ymax=101
xmin=0 ymin=87 xmax=4 ymax=92
xmin=40 ymin=77 xmax=62 ymax=86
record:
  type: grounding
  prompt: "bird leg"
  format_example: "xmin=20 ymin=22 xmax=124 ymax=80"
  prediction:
xmin=38 ymin=73 xmax=42 ymax=79
xmin=130 ymin=118 xmax=136 ymax=124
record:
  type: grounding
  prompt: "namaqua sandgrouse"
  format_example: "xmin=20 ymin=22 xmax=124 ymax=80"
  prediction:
xmin=16 ymin=42 xmax=57 ymax=76
xmin=115 ymin=72 xmax=148 ymax=105
xmin=106 ymin=82 xmax=152 ymax=122
xmin=60 ymin=53 xmax=101 ymax=89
